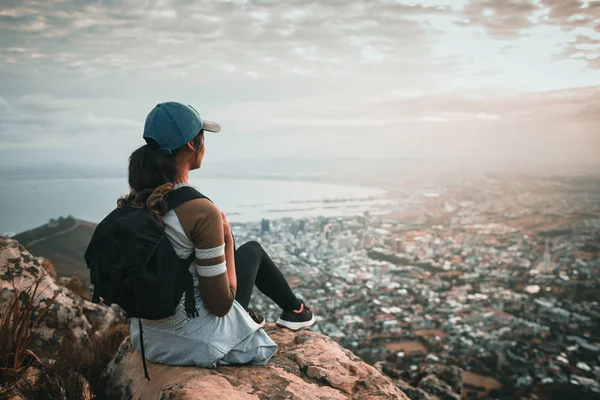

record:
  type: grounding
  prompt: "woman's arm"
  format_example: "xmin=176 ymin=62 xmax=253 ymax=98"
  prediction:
xmin=222 ymin=212 xmax=237 ymax=294
xmin=175 ymin=199 xmax=235 ymax=317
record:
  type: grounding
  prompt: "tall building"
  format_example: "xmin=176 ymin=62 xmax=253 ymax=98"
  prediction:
xmin=543 ymin=238 xmax=552 ymax=274
xmin=313 ymin=220 xmax=321 ymax=233
xmin=261 ymin=218 xmax=270 ymax=234
xmin=336 ymin=235 xmax=353 ymax=255
xmin=288 ymin=221 xmax=300 ymax=237
xmin=298 ymin=219 xmax=306 ymax=233
xmin=331 ymin=222 xmax=342 ymax=235
xmin=317 ymin=245 xmax=327 ymax=259
xmin=324 ymin=224 xmax=333 ymax=240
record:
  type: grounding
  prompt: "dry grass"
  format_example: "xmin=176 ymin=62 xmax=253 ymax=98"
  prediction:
xmin=16 ymin=323 xmax=129 ymax=400
xmin=17 ymin=357 xmax=91 ymax=400
xmin=0 ymin=278 xmax=58 ymax=395
xmin=85 ymin=324 xmax=130 ymax=398
xmin=0 ymin=275 xmax=129 ymax=399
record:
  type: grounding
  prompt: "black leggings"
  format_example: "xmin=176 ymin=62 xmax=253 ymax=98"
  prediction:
xmin=234 ymin=241 xmax=301 ymax=312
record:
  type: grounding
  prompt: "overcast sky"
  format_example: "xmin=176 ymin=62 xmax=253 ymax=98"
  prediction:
xmin=0 ymin=0 xmax=599 ymax=171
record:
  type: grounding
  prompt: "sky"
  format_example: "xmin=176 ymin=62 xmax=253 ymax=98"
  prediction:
xmin=0 ymin=0 xmax=599 ymax=172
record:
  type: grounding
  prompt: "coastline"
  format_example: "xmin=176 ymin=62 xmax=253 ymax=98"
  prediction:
xmin=1 ymin=174 xmax=389 ymax=235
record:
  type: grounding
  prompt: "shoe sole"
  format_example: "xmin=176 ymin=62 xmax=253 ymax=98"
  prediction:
xmin=275 ymin=315 xmax=316 ymax=331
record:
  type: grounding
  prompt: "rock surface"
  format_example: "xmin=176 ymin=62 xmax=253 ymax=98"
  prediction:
xmin=105 ymin=324 xmax=410 ymax=399
xmin=0 ymin=236 xmax=123 ymax=347
xmin=418 ymin=375 xmax=460 ymax=400
xmin=419 ymin=364 xmax=462 ymax=396
xmin=376 ymin=361 xmax=463 ymax=400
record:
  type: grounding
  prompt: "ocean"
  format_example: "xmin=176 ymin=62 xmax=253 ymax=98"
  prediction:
xmin=0 ymin=176 xmax=387 ymax=234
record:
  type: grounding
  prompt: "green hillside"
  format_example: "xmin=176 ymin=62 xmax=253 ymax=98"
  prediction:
xmin=13 ymin=218 xmax=96 ymax=280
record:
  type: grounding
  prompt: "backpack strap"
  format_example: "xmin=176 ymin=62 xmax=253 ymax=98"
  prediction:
xmin=184 ymin=269 xmax=199 ymax=318
xmin=166 ymin=183 xmax=236 ymax=251
xmin=89 ymin=263 xmax=101 ymax=304
xmin=166 ymin=185 xmax=208 ymax=320
xmin=167 ymin=186 xmax=211 ymax=210
xmin=133 ymin=281 xmax=151 ymax=380
xmin=138 ymin=317 xmax=150 ymax=380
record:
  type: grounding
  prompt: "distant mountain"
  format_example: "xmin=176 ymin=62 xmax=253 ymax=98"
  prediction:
xmin=13 ymin=216 xmax=96 ymax=280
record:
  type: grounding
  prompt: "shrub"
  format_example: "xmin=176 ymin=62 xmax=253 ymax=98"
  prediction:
xmin=15 ymin=323 xmax=130 ymax=400
xmin=0 ymin=278 xmax=58 ymax=395
xmin=1 ymin=273 xmax=129 ymax=399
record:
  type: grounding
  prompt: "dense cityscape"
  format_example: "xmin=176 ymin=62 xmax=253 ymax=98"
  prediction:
xmin=232 ymin=173 xmax=600 ymax=399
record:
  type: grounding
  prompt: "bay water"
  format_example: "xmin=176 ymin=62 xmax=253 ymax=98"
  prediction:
xmin=0 ymin=176 xmax=387 ymax=235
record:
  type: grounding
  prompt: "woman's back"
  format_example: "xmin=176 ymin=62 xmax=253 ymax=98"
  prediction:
xmin=130 ymin=183 xmax=277 ymax=368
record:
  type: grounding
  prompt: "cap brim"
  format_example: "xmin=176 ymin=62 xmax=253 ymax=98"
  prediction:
xmin=203 ymin=120 xmax=221 ymax=133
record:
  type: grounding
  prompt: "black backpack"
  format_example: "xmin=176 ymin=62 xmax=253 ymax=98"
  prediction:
xmin=84 ymin=186 xmax=210 ymax=379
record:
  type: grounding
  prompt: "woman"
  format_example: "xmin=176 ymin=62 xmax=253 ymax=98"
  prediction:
xmin=122 ymin=102 xmax=315 ymax=368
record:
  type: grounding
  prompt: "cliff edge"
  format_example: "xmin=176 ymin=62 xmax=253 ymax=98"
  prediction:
xmin=104 ymin=324 xmax=409 ymax=400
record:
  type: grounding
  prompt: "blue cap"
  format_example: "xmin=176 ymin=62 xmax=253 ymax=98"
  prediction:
xmin=143 ymin=102 xmax=221 ymax=154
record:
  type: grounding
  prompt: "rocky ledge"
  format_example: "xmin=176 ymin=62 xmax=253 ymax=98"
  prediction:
xmin=105 ymin=324 xmax=409 ymax=400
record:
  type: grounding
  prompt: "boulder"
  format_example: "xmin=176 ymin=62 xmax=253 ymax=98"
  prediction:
xmin=376 ymin=361 xmax=463 ymax=400
xmin=0 ymin=236 xmax=123 ymax=348
xmin=374 ymin=362 xmax=433 ymax=400
xmin=419 ymin=364 xmax=462 ymax=395
xmin=418 ymin=375 xmax=461 ymax=400
xmin=105 ymin=324 xmax=410 ymax=399
xmin=391 ymin=381 xmax=433 ymax=400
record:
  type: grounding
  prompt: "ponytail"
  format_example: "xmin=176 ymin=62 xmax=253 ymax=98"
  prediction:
xmin=117 ymin=132 xmax=204 ymax=224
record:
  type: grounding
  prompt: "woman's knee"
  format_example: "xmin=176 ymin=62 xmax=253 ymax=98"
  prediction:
xmin=240 ymin=240 xmax=262 ymax=253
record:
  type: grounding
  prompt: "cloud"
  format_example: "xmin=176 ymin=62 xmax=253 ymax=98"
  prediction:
xmin=0 ymin=94 xmax=139 ymax=149
xmin=459 ymin=0 xmax=600 ymax=68
xmin=543 ymin=0 xmax=600 ymax=27
xmin=460 ymin=0 xmax=539 ymax=39
xmin=0 ymin=0 xmax=451 ymax=83
xmin=0 ymin=0 xmax=598 ymax=167
xmin=18 ymin=94 xmax=80 ymax=112
xmin=542 ymin=0 xmax=600 ymax=68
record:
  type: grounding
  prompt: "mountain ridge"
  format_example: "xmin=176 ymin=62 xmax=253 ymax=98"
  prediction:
xmin=12 ymin=216 xmax=95 ymax=279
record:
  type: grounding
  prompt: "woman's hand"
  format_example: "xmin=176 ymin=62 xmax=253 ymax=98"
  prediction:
xmin=221 ymin=211 xmax=233 ymax=244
